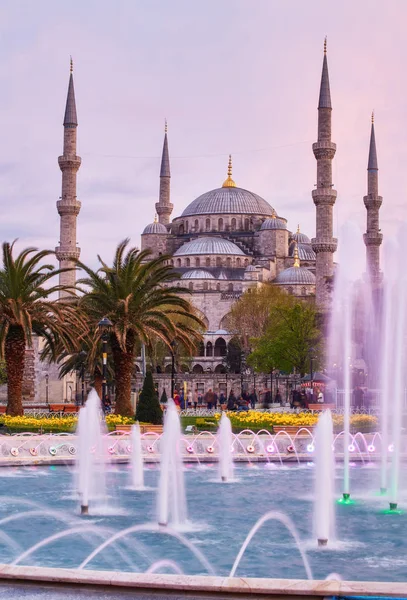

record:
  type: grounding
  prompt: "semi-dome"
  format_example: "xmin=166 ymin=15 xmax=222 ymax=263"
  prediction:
xmin=181 ymin=269 xmax=215 ymax=280
xmin=289 ymin=242 xmax=316 ymax=261
xmin=261 ymin=217 xmax=287 ymax=231
xmin=142 ymin=221 xmax=167 ymax=234
xmin=174 ymin=237 xmax=245 ymax=256
xmin=181 ymin=187 xmax=274 ymax=217
xmin=275 ymin=266 xmax=316 ymax=285
xmin=245 ymin=264 xmax=257 ymax=271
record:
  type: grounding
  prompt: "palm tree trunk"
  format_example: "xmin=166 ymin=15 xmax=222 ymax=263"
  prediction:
xmin=93 ymin=371 xmax=103 ymax=399
xmin=111 ymin=336 xmax=134 ymax=417
xmin=5 ymin=326 xmax=26 ymax=416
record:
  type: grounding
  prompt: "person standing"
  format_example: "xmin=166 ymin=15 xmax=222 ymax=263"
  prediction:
xmin=274 ymin=388 xmax=282 ymax=405
xmin=204 ymin=388 xmax=215 ymax=410
xmin=193 ymin=389 xmax=198 ymax=410
xmin=249 ymin=389 xmax=257 ymax=410
xmin=227 ymin=389 xmax=237 ymax=410
xmin=213 ymin=391 xmax=218 ymax=411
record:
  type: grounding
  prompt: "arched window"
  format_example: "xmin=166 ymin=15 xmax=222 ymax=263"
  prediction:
xmin=189 ymin=282 xmax=193 ymax=291
xmin=236 ymin=258 xmax=241 ymax=267
xmin=195 ymin=257 xmax=200 ymax=267
xmin=179 ymin=224 xmax=184 ymax=235
xmin=185 ymin=221 xmax=189 ymax=233
xmin=164 ymin=364 xmax=172 ymax=373
xmin=214 ymin=337 xmax=227 ymax=357
xmin=194 ymin=219 xmax=199 ymax=231
xmin=216 ymin=257 xmax=221 ymax=267
xmin=288 ymin=286 xmax=293 ymax=295
xmin=170 ymin=259 xmax=174 ymax=266
xmin=215 ymin=364 xmax=226 ymax=374
xmin=206 ymin=341 xmax=213 ymax=357
xmin=206 ymin=257 xmax=210 ymax=267
xmin=244 ymin=218 xmax=250 ymax=231
xmin=192 ymin=364 xmax=204 ymax=374
xmin=205 ymin=218 xmax=210 ymax=231
xmin=216 ymin=283 xmax=221 ymax=291
xmin=177 ymin=258 xmax=181 ymax=267
xmin=198 ymin=341 xmax=205 ymax=357
xmin=301 ymin=286 xmax=306 ymax=296
xmin=180 ymin=364 xmax=190 ymax=373
xmin=186 ymin=258 xmax=190 ymax=266
xmin=244 ymin=258 xmax=249 ymax=267
xmin=231 ymin=218 xmax=236 ymax=231
xmin=228 ymin=283 xmax=234 ymax=291
xmin=203 ymin=281 xmax=208 ymax=290
xmin=218 ymin=218 xmax=224 ymax=231
xmin=226 ymin=257 xmax=231 ymax=267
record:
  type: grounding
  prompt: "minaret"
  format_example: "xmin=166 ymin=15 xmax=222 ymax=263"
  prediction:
xmin=363 ymin=113 xmax=383 ymax=283
xmin=55 ymin=57 xmax=81 ymax=297
xmin=311 ymin=39 xmax=338 ymax=309
xmin=155 ymin=120 xmax=173 ymax=225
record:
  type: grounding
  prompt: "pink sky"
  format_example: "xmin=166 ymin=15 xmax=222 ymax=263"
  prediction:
xmin=0 ymin=0 xmax=405 ymax=269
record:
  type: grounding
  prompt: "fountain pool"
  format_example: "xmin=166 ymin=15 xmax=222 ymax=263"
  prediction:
xmin=0 ymin=462 xmax=406 ymax=582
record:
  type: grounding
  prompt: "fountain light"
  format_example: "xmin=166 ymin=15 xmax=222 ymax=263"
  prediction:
xmin=187 ymin=446 xmax=194 ymax=453
xmin=348 ymin=444 xmax=355 ymax=452
xmin=388 ymin=444 xmax=394 ymax=452
xmin=307 ymin=444 xmax=315 ymax=453
xmin=206 ymin=446 xmax=214 ymax=454
xmin=368 ymin=445 xmax=375 ymax=453
xmin=266 ymin=444 xmax=274 ymax=453
xmin=246 ymin=445 xmax=255 ymax=453
xmin=147 ymin=445 xmax=154 ymax=453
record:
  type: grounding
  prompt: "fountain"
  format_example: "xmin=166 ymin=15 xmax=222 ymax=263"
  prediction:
xmin=314 ymin=410 xmax=335 ymax=547
xmin=130 ymin=422 xmax=144 ymax=489
xmin=217 ymin=412 xmax=234 ymax=482
xmin=157 ymin=399 xmax=187 ymax=527
xmin=76 ymin=390 xmax=107 ymax=514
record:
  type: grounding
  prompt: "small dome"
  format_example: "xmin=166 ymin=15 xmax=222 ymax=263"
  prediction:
xmin=275 ymin=266 xmax=316 ymax=285
xmin=289 ymin=242 xmax=316 ymax=261
xmin=261 ymin=217 xmax=287 ymax=231
xmin=215 ymin=329 xmax=228 ymax=335
xmin=142 ymin=221 xmax=167 ymax=235
xmin=181 ymin=269 xmax=215 ymax=280
xmin=174 ymin=236 xmax=245 ymax=257
xmin=245 ymin=264 xmax=257 ymax=272
xmin=291 ymin=226 xmax=311 ymax=244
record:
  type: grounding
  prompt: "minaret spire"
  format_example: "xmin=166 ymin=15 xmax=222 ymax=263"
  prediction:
xmin=155 ymin=120 xmax=173 ymax=225
xmin=55 ymin=58 xmax=81 ymax=297
xmin=311 ymin=40 xmax=338 ymax=309
xmin=363 ymin=114 xmax=383 ymax=283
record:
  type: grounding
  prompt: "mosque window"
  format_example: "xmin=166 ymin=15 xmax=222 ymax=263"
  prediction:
xmin=198 ymin=341 xmax=205 ymax=357
xmin=215 ymin=364 xmax=226 ymax=374
xmin=216 ymin=257 xmax=221 ymax=267
xmin=301 ymin=286 xmax=306 ymax=296
xmin=186 ymin=258 xmax=190 ymax=267
xmin=203 ymin=281 xmax=208 ymax=290
xmin=177 ymin=259 xmax=181 ymax=267
xmin=189 ymin=282 xmax=193 ymax=291
xmin=214 ymin=337 xmax=227 ymax=357
xmin=218 ymin=218 xmax=224 ymax=231
xmin=216 ymin=283 xmax=220 ymax=291
xmin=288 ymin=286 xmax=293 ymax=295
xmin=179 ymin=224 xmax=184 ymax=235
xmin=170 ymin=259 xmax=174 ymax=266
xmin=193 ymin=364 xmax=204 ymax=374
xmin=206 ymin=257 xmax=210 ymax=267
xmin=244 ymin=218 xmax=250 ymax=231
xmin=231 ymin=218 xmax=236 ymax=231
xmin=244 ymin=259 xmax=249 ymax=267
xmin=226 ymin=257 xmax=231 ymax=268
xmin=206 ymin=341 xmax=213 ymax=357
xmin=195 ymin=219 xmax=199 ymax=231
xmin=186 ymin=221 xmax=189 ymax=233
xmin=228 ymin=283 xmax=233 ymax=291
xmin=205 ymin=218 xmax=210 ymax=231
xmin=236 ymin=258 xmax=241 ymax=267
xmin=195 ymin=257 xmax=200 ymax=267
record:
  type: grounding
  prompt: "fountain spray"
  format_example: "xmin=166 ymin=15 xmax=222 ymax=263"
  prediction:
xmin=218 ymin=413 xmax=234 ymax=482
xmin=130 ymin=422 xmax=144 ymax=489
xmin=314 ymin=410 xmax=335 ymax=547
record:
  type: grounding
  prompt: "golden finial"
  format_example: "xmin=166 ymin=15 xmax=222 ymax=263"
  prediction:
xmin=271 ymin=210 xmax=277 ymax=219
xmin=324 ymin=36 xmax=327 ymax=54
xmin=297 ymin=224 xmax=300 ymax=234
xmin=164 ymin=118 xmax=168 ymax=134
xmin=154 ymin=214 xmax=158 ymax=223
xmin=70 ymin=56 xmax=73 ymax=73
xmin=222 ymin=154 xmax=236 ymax=188
xmin=371 ymin=111 xmax=374 ymax=124
xmin=293 ymin=243 xmax=300 ymax=268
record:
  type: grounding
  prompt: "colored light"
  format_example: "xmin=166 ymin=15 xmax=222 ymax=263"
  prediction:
xmin=348 ymin=444 xmax=355 ymax=452
xmin=266 ymin=444 xmax=275 ymax=453
xmin=187 ymin=446 xmax=194 ymax=453
xmin=388 ymin=444 xmax=394 ymax=452
xmin=307 ymin=444 xmax=315 ymax=453
xmin=368 ymin=445 xmax=375 ymax=452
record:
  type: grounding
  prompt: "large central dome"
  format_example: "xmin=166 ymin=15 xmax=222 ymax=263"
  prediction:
xmin=181 ymin=186 xmax=275 ymax=217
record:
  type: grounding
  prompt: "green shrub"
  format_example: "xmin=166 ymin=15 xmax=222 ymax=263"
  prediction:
xmin=135 ymin=372 xmax=163 ymax=425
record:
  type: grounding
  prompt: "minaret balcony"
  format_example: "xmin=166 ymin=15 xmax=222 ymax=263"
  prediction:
xmin=58 ymin=155 xmax=81 ymax=171
xmin=312 ymin=141 xmax=336 ymax=160
xmin=56 ymin=200 xmax=81 ymax=216
xmin=363 ymin=232 xmax=383 ymax=246
xmin=363 ymin=195 xmax=382 ymax=210
xmin=55 ymin=246 xmax=81 ymax=262
xmin=311 ymin=237 xmax=338 ymax=254
xmin=312 ymin=188 xmax=337 ymax=206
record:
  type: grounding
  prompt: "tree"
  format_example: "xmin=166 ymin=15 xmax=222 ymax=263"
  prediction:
xmin=0 ymin=242 xmax=84 ymax=415
xmin=248 ymin=300 xmax=323 ymax=376
xmin=223 ymin=336 xmax=242 ymax=373
xmin=160 ymin=388 xmax=168 ymax=404
xmin=135 ymin=371 xmax=162 ymax=424
xmin=78 ymin=239 xmax=203 ymax=416
xmin=226 ymin=285 xmax=291 ymax=351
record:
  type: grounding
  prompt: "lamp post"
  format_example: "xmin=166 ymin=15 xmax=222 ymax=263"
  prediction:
xmin=45 ymin=374 xmax=49 ymax=406
xmin=170 ymin=340 xmax=176 ymax=399
xmin=98 ymin=317 xmax=113 ymax=408
xmin=309 ymin=347 xmax=315 ymax=401
xmin=79 ymin=350 xmax=87 ymax=406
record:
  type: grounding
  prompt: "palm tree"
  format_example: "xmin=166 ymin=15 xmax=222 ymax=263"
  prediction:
xmin=0 ymin=242 xmax=84 ymax=415
xmin=78 ymin=239 xmax=203 ymax=416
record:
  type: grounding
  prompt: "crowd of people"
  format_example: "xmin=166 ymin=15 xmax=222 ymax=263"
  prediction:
xmin=171 ymin=386 xmax=287 ymax=411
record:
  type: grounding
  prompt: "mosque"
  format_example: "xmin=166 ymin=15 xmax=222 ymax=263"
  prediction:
xmin=18 ymin=42 xmax=382 ymax=402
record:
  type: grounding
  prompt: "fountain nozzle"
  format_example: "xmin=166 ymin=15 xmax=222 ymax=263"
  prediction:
xmin=380 ymin=487 xmax=387 ymax=495
xmin=389 ymin=502 xmax=398 ymax=511
xmin=221 ymin=476 xmax=227 ymax=482
xmin=158 ymin=522 xmax=168 ymax=528
xmin=342 ymin=493 xmax=350 ymax=501
xmin=80 ymin=505 xmax=89 ymax=515
xmin=317 ymin=538 xmax=328 ymax=547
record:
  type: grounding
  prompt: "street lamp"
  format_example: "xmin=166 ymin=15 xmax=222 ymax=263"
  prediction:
xmin=98 ymin=317 xmax=113 ymax=407
xmin=79 ymin=350 xmax=87 ymax=406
